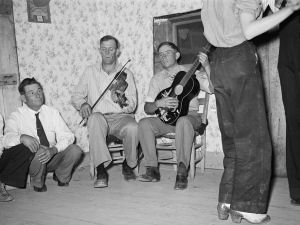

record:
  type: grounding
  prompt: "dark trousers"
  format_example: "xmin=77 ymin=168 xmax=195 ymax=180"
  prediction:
xmin=210 ymin=41 xmax=272 ymax=213
xmin=0 ymin=144 xmax=34 ymax=188
xmin=278 ymin=12 xmax=300 ymax=200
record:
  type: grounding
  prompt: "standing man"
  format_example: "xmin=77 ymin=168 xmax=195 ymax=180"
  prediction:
xmin=71 ymin=35 xmax=138 ymax=188
xmin=3 ymin=78 xmax=83 ymax=192
xmin=201 ymin=0 xmax=300 ymax=223
xmin=277 ymin=0 xmax=300 ymax=206
xmin=138 ymin=42 xmax=212 ymax=190
xmin=1 ymin=113 xmax=34 ymax=201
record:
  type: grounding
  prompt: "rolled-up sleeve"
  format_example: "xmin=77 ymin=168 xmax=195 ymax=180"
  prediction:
xmin=71 ymin=68 xmax=89 ymax=111
xmin=234 ymin=0 xmax=262 ymax=17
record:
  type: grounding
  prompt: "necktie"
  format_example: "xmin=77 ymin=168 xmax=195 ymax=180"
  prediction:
xmin=35 ymin=113 xmax=49 ymax=147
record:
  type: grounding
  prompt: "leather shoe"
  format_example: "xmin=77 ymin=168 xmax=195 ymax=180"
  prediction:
xmin=0 ymin=182 xmax=14 ymax=202
xmin=291 ymin=198 xmax=300 ymax=206
xmin=33 ymin=184 xmax=47 ymax=192
xmin=53 ymin=173 xmax=69 ymax=187
xmin=139 ymin=167 xmax=160 ymax=182
xmin=217 ymin=203 xmax=230 ymax=220
xmin=122 ymin=160 xmax=136 ymax=181
xmin=230 ymin=210 xmax=270 ymax=224
xmin=94 ymin=171 xmax=108 ymax=188
xmin=174 ymin=174 xmax=188 ymax=190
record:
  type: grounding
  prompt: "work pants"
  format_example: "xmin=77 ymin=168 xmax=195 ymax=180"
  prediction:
xmin=211 ymin=41 xmax=272 ymax=213
xmin=138 ymin=111 xmax=202 ymax=168
xmin=87 ymin=113 xmax=138 ymax=168
xmin=0 ymin=144 xmax=34 ymax=188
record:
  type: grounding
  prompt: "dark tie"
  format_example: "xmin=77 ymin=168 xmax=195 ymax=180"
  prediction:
xmin=35 ymin=113 xmax=49 ymax=147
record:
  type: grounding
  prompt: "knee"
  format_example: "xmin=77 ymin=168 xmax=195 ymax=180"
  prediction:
xmin=87 ymin=112 xmax=105 ymax=126
xmin=67 ymin=144 xmax=83 ymax=160
xmin=176 ymin=116 xmax=192 ymax=130
xmin=138 ymin=118 xmax=152 ymax=131
xmin=125 ymin=120 xmax=138 ymax=134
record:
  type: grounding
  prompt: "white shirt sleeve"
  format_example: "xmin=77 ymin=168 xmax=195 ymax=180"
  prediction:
xmin=3 ymin=112 xmax=22 ymax=148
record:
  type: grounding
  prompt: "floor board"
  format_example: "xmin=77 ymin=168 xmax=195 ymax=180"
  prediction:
xmin=1 ymin=166 xmax=299 ymax=225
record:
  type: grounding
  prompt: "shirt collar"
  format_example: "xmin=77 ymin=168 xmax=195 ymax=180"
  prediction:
xmin=23 ymin=103 xmax=45 ymax=115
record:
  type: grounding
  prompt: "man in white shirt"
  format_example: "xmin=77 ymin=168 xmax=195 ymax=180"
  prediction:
xmin=3 ymin=78 xmax=83 ymax=192
xmin=1 ymin=113 xmax=35 ymax=201
xmin=71 ymin=35 xmax=138 ymax=188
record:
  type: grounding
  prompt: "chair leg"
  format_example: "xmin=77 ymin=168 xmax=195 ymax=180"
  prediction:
xmin=190 ymin=143 xmax=195 ymax=181
xmin=89 ymin=161 xmax=95 ymax=180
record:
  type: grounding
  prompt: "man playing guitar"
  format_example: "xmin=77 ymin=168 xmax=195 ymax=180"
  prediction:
xmin=138 ymin=42 xmax=213 ymax=190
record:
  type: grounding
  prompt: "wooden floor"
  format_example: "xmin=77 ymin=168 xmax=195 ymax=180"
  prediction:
xmin=0 ymin=165 xmax=300 ymax=225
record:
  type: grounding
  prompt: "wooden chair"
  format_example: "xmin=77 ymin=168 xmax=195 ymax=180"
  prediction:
xmin=89 ymin=135 xmax=138 ymax=179
xmin=156 ymin=92 xmax=210 ymax=181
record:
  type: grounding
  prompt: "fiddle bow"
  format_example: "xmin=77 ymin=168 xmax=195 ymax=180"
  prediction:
xmin=79 ymin=59 xmax=131 ymax=125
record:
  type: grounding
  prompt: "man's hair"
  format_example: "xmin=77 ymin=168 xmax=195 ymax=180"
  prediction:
xmin=18 ymin=77 xmax=42 ymax=95
xmin=157 ymin=42 xmax=180 ymax=54
xmin=100 ymin=35 xmax=120 ymax=49
xmin=157 ymin=41 xmax=181 ymax=62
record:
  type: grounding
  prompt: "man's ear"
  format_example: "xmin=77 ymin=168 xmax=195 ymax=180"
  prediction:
xmin=175 ymin=52 xmax=180 ymax=60
xmin=20 ymin=94 xmax=27 ymax=103
xmin=116 ymin=48 xmax=121 ymax=57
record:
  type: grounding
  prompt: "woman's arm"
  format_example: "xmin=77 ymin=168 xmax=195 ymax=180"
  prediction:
xmin=240 ymin=2 xmax=300 ymax=40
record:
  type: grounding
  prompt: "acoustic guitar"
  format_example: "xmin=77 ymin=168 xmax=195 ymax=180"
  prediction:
xmin=155 ymin=44 xmax=211 ymax=125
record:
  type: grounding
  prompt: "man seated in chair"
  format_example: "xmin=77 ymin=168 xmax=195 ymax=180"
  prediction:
xmin=71 ymin=35 xmax=138 ymax=188
xmin=138 ymin=42 xmax=213 ymax=190
xmin=3 ymin=78 xmax=83 ymax=192
xmin=0 ymin=113 xmax=34 ymax=201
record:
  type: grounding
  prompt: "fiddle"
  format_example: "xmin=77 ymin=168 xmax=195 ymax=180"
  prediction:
xmin=109 ymin=70 xmax=128 ymax=108
xmin=79 ymin=59 xmax=131 ymax=125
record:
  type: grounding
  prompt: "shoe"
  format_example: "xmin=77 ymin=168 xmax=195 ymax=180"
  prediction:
xmin=94 ymin=170 xmax=108 ymax=188
xmin=174 ymin=174 xmax=188 ymax=190
xmin=230 ymin=210 xmax=270 ymax=224
xmin=122 ymin=160 xmax=136 ymax=181
xmin=53 ymin=173 xmax=69 ymax=187
xmin=0 ymin=182 xmax=14 ymax=202
xmin=139 ymin=167 xmax=160 ymax=182
xmin=174 ymin=162 xmax=188 ymax=190
xmin=217 ymin=203 xmax=230 ymax=220
xmin=33 ymin=184 xmax=47 ymax=192
xmin=291 ymin=198 xmax=300 ymax=205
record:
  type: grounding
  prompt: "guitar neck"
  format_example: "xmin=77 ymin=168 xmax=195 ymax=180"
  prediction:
xmin=179 ymin=59 xmax=201 ymax=87
xmin=179 ymin=43 xmax=211 ymax=87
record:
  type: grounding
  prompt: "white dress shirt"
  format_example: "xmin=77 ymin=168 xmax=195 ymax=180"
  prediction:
xmin=3 ymin=104 xmax=74 ymax=152
xmin=71 ymin=62 xmax=137 ymax=114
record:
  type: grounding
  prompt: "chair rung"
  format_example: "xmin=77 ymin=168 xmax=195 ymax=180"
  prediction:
xmin=158 ymin=160 xmax=177 ymax=164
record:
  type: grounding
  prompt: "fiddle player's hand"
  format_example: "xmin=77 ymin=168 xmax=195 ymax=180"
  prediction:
xmin=111 ymin=90 xmax=124 ymax=103
xmin=156 ymin=97 xmax=178 ymax=110
xmin=197 ymin=52 xmax=209 ymax=68
xmin=80 ymin=102 xmax=92 ymax=118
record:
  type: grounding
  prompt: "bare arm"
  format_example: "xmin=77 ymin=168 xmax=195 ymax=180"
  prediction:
xmin=240 ymin=3 xmax=300 ymax=40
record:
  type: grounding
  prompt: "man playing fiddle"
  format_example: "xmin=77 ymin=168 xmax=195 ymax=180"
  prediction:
xmin=138 ymin=42 xmax=213 ymax=190
xmin=71 ymin=35 xmax=138 ymax=188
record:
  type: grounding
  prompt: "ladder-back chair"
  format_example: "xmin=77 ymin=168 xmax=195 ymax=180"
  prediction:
xmin=156 ymin=92 xmax=210 ymax=181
